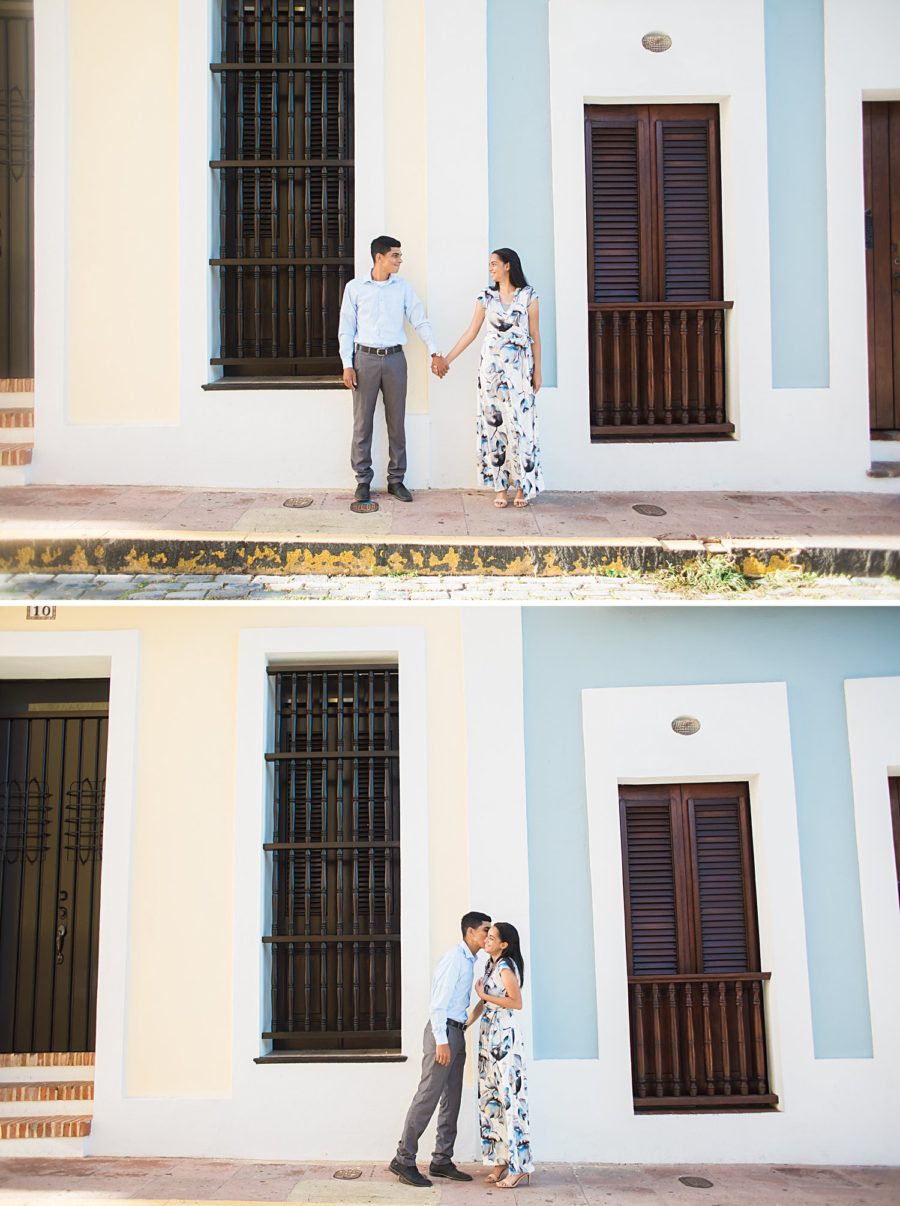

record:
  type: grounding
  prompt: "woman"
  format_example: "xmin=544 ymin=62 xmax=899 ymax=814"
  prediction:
xmin=444 ymin=249 xmax=543 ymax=508
xmin=468 ymin=922 xmax=534 ymax=1188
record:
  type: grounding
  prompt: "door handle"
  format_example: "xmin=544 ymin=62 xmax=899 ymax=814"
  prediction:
xmin=55 ymin=923 xmax=67 ymax=964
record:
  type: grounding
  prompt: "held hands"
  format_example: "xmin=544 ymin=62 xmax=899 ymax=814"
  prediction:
xmin=431 ymin=354 xmax=450 ymax=379
xmin=435 ymin=1042 xmax=451 ymax=1066
xmin=342 ymin=367 xmax=357 ymax=390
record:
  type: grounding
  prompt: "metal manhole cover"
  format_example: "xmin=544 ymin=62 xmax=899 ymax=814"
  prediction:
xmin=633 ymin=503 xmax=667 ymax=517
xmin=678 ymin=1176 xmax=714 ymax=1189
xmin=333 ymin=1169 xmax=363 ymax=1180
xmin=283 ymin=496 xmax=314 ymax=509
xmin=349 ymin=500 xmax=380 ymax=514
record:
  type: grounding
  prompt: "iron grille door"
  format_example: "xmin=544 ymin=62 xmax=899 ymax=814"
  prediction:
xmin=619 ymin=782 xmax=776 ymax=1109
xmin=212 ymin=0 xmax=354 ymax=379
xmin=0 ymin=681 xmax=109 ymax=1054
xmin=264 ymin=667 xmax=400 ymax=1053
xmin=0 ymin=1 xmax=34 ymax=380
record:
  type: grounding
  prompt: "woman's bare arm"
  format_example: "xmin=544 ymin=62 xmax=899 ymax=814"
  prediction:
xmin=475 ymin=966 xmax=523 ymax=1010
xmin=446 ymin=302 xmax=486 ymax=366
xmin=528 ymin=296 xmax=542 ymax=394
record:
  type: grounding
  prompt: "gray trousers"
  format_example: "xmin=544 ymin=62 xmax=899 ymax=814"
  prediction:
xmin=351 ymin=348 xmax=408 ymax=485
xmin=396 ymin=1022 xmax=467 ymax=1167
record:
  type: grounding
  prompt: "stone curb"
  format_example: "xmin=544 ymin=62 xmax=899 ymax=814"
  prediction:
xmin=0 ymin=538 xmax=898 ymax=579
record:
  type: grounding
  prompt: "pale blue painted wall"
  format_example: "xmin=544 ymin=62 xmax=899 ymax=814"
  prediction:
xmin=522 ymin=607 xmax=900 ymax=1061
xmin=764 ymin=0 xmax=830 ymax=387
xmin=486 ymin=0 xmax=557 ymax=385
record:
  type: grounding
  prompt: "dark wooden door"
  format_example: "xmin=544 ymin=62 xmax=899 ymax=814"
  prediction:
xmin=889 ymin=777 xmax=900 ymax=907
xmin=0 ymin=1 xmax=33 ymax=380
xmin=619 ymin=783 xmax=776 ymax=1109
xmin=0 ymin=681 xmax=108 ymax=1053
xmin=864 ymin=102 xmax=900 ymax=434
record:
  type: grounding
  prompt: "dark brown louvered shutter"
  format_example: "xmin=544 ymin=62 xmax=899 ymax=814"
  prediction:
xmin=656 ymin=118 xmax=720 ymax=303
xmin=686 ymin=786 xmax=759 ymax=973
xmin=587 ymin=120 xmax=647 ymax=303
xmin=620 ymin=783 xmax=760 ymax=975
xmin=586 ymin=104 xmax=721 ymax=305
xmin=620 ymin=787 xmax=682 ymax=975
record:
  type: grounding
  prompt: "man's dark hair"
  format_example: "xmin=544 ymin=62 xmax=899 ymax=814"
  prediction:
xmin=461 ymin=910 xmax=491 ymax=938
xmin=371 ymin=234 xmax=401 ymax=260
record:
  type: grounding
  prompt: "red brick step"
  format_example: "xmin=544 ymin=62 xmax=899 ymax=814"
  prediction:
xmin=0 ymin=1114 xmax=91 ymax=1139
xmin=0 ymin=1081 xmax=94 ymax=1102
xmin=0 ymin=444 xmax=32 ymax=466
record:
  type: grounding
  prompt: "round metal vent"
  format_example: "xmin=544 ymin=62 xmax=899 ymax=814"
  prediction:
xmin=642 ymin=31 xmax=673 ymax=53
xmin=333 ymin=1169 xmax=363 ymax=1181
xmin=678 ymin=1176 xmax=714 ymax=1189
xmin=671 ymin=715 xmax=701 ymax=737
xmin=282 ymin=496 xmax=314 ymax=509
xmin=633 ymin=503 xmax=667 ymax=517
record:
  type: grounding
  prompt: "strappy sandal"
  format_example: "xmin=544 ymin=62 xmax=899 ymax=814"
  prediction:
xmin=494 ymin=493 xmax=509 ymax=508
xmin=486 ymin=1165 xmax=509 ymax=1184
xmin=497 ymin=1172 xmax=531 ymax=1189
xmin=513 ymin=491 xmax=528 ymax=508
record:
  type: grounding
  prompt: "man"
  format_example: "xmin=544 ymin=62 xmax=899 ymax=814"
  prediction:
xmin=338 ymin=236 xmax=449 ymax=511
xmin=389 ymin=911 xmax=491 ymax=1188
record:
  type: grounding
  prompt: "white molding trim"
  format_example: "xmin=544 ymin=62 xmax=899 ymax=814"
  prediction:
xmin=577 ymin=682 xmax=816 ymax=1158
xmin=844 ymin=676 xmax=900 ymax=1069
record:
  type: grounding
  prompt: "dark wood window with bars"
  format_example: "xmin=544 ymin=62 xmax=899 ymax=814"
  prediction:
xmin=619 ymin=782 xmax=777 ymax=1111
xmin=585 ymin=104 xmax=733 ymax=440
xmin=211 ymin=1 xmax=353 ymax=380
xmin=0 ymin=1 xmax=33 ymax=382
xmin=263 ymin=667 xmax=400 ymax=1056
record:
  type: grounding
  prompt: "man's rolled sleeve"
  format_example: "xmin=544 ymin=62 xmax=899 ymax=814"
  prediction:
xmin=428 ymin=949 xmax=456 ymax=1044
xmin=338 ymin=281 xmax=358 ymax=368
xmin=404 ymin=282 xmax=437 ymax=357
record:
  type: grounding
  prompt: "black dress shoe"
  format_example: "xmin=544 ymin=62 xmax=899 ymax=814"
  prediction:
xmin=354 ymin=483 xmax=371 ymax=503
xmin=429 ymin=1162 xmax=473 ymax=1181
xmin=389 ymin=1158 xmax=432 ymax=1188
xmin=387 ymin=481 xmax=413 ymax=503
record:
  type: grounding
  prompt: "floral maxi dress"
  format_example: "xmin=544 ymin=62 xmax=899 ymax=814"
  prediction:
xmin=476 ymin=286 xmax=544 ymax=501
xmin=478 ymin=958 xmax=534 ymax=1175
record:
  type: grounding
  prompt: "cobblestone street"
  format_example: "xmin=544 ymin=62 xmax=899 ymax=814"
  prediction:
xmin=1 ymin=571 xmax=900 ymax=601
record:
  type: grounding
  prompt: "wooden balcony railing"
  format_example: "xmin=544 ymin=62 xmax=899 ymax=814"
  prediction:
xmin=589 ymin=302 xmax=735 ymax=439
xmin=627 ymin=973 xmax=777 ymax=1111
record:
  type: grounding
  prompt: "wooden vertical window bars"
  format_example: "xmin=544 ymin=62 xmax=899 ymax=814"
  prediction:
xmin=263 ymin=668 xmax=400 ymax=1054
xmin=211 ymin=1 xmax=354 ymax=379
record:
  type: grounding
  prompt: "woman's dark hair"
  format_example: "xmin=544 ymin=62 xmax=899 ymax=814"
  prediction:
xmin=490 ymin=247 xmax=529 ymax=291
xmin=493 ymin=921 xmax=525 ymax=986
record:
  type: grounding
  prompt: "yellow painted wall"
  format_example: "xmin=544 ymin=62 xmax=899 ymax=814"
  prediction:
xmin=0 ymin=605 xmax=468 ymax=1096
xmin=67 ymin=1 xmax=181 ymax=425
xmin=384 ymin=0 xmax=430 ymax=415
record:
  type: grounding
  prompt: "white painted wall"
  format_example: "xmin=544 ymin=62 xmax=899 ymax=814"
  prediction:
xmin=30 ymin=0 xmax=900 ymax=490
xmin=559 ymin=681 xmax=898 ymax=1165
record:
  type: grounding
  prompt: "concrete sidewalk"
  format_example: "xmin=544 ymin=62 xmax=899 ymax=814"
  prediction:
xmin=0 ymin=1158 xmax=897 ymax=1206
xmin=0 ymin=486 xmax=899 ymax=578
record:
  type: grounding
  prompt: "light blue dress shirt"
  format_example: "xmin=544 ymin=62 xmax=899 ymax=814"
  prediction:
xmin=429 ymin=942 xmax=477 ymax=1044
xmin=338 ymin=272 xmax=438 ymax=368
